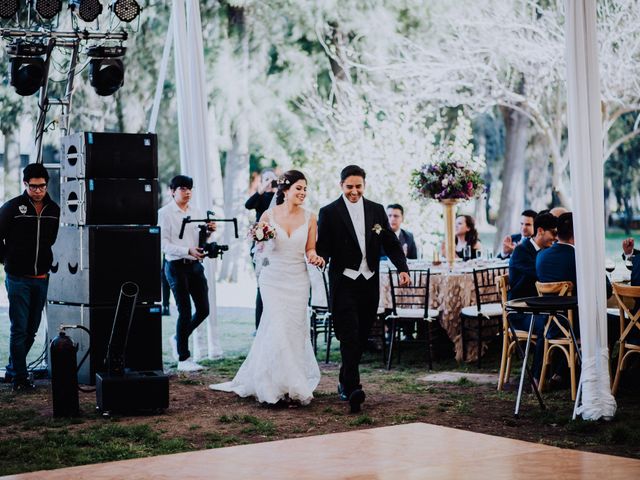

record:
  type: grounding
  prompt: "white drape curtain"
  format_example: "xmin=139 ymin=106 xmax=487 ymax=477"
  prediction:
xmin=565 ymin=0 xmax=616 ymax=420
xmin=170 ymin=0 xmax=223 ymax=359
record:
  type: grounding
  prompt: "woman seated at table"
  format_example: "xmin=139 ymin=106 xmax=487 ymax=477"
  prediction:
xmin=442 ymin=215 xmax=482 ymax=260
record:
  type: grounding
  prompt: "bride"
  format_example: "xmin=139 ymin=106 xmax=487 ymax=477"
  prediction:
xmin=209 ymin=170 xmax=325 ymax=405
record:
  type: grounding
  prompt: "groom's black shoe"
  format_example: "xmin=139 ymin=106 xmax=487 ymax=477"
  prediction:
xmin=338 ymin=383 xmax=348 ymax=401
xmin=348 ymin=389 xmax=366 ymax=414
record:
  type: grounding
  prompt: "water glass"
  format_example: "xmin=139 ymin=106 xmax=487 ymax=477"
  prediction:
xmin=463 ymin=245 xmax=472 ymax=262
xmin=476 ymin=249 xmax=483 ymax=261
xmin=487 ymin=250 xmax=494 ymax=261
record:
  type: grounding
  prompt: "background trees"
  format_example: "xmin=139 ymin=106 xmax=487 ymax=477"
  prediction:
xmin=2 ymin=0 xmax=640 ymax=269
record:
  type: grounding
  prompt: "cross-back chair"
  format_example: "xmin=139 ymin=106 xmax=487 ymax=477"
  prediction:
xmin=309 ymin=267 xmax=333 ymax=363
xmin=460 ymin=266 xmax=507 ymax=367
xmin=611 ymin=282 xmax=640 ymax=395
xmin=496 ymin=273 xmax=538 ymax=390
xmin=385 ymin=269 xmax=439 ymax=370
xmin=535 ymin=280 xmax=579 ymax=400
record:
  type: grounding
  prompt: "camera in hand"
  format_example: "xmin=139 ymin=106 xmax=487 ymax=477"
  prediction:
xmin=179 ymin=210 xmax=238 ymax=260
xmin=197 ymin=225 xmax=229 ymax=259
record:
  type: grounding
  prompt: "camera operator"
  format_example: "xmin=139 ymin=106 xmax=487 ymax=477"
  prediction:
xmin=158 ymin=175 xmax=216 ymax=372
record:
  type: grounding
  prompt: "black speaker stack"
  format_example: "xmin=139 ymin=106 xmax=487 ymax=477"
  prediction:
xmin=47 ymin=132 xmax=168 ymax=413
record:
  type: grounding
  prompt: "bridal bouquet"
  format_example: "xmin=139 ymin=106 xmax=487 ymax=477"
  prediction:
xmin=249 ymin=221 xmax=277 ymax=242
xmin=411 ymin=150 xmax=484 ymax=201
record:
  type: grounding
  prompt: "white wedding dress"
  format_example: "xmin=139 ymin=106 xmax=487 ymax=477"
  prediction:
xmin=210 ymin=208 xmax=321 ymax=404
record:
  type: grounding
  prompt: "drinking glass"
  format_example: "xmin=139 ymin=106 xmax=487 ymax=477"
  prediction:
xmin=463 ymin=245 xmax=472 ymax=262
xmin=475 ymin=249 xmax=483 ymax=261
xmin=487 ymin=250 xmax=494 ymax=261
xmin=624 ymin=254 xmax=634 ymax=272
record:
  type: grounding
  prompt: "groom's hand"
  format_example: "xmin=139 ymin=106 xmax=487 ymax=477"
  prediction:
xmin=398 ymin=272 xmax=411 ymax=286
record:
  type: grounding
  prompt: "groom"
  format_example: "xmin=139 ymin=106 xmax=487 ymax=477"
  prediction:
xmin=315 ymin=165 xmax=410 ymax=413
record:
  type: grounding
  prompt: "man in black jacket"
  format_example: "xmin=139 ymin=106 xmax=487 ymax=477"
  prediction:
xmin=0 ymin=164 xmax=60 ymax=391
xmin=316 ymin=165 xmax=410 ymax=413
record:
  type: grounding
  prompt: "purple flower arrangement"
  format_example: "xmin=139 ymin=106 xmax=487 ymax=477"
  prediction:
xmin=411 ymin=160 xmax=484 ymax=201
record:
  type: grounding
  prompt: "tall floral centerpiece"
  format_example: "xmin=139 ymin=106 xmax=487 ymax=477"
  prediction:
xmin=412 ymin=141 xmax=485 ymax=270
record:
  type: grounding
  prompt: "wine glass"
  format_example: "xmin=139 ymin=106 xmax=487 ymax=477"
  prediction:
xmin=624 ymin=254 xmax=634 ymax=272
xmin=605 ymin=258 xmax=615 ymax=282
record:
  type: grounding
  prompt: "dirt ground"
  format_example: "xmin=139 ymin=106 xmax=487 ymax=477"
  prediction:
xmin=2 ymin=355 xmax=639 ymax=474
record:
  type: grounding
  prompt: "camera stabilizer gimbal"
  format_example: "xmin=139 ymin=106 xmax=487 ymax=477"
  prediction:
xmin=178 ymin=211 xmax=238 ymax=259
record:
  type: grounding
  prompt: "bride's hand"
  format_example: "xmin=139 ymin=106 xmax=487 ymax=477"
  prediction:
xmin=308 ymin=253 xmax=325 ymax=268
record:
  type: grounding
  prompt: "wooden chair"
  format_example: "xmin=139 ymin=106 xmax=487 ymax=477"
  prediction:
xmin=611 ymin=283 xmax=640 ymax=395
xmin=386 ymin=269 xmax=439 ymax=370
xmin=309 ymin=268 xmax=333 ymax=363
xmin=460 ymin=266 xmax=507 ymax=367
xmin=496 ymin=273 xmax=537 ymax=390
xmin=535 ymin=280 xmax=578 ymax=400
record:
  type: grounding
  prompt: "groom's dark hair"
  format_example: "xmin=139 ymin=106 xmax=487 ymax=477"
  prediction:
xmin=340 ymin=165 xmax=366 ymax=183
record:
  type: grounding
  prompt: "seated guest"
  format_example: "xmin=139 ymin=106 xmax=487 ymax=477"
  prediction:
xmin=509 ymin=213 xmax=557 ymax=300
xmin=508 ymin=212 xmax=558 ymax=382
xmin=441 ymin=215 xmax=482 ymax=259
xmin=381 ymin=204 xmax=418 ymax=260
xmin=536 ymin=212 xmax=576 ymax=286
xmin=620 ymin=238 xmax=640 ymax=345
xmin=498 ymin=209 xmax=537 ymax=259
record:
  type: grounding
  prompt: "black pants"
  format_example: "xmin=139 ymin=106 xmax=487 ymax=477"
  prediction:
xmin=165 ymin=260 xmax=209 ymax=361
xmin=330 ymin=273 xmax=379 ymax=395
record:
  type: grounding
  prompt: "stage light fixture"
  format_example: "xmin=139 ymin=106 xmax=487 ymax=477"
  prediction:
xmin=0 ymin=0 xmax=19 ymax=19
xmin=6 ymin=42 xmax=47 ymax=96
xmin=87 ymin=45 xmax=126 ymax=96
xmin=111 ymin=0 xmax=139 ymax=23
xmin=35 ymin=0 xmax=62 ymax=19
xmin=68 ymin=0 xmax=102 ymax=22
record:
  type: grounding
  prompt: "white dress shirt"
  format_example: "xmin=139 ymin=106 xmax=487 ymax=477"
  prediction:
xmin=342 ymin=195 xmax=374 ymax=280
xmin=158 ymin=200 xmax=206 ymax=261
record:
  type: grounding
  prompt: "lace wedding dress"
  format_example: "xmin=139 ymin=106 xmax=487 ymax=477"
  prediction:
xmin=210 ymin=208 xmax=321 ymax=404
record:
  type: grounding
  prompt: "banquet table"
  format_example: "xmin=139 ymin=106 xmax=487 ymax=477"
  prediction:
xmin=309 ymin=259 xmax=509 ymax=363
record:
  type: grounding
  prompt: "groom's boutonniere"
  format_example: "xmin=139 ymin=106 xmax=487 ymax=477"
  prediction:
xmin=372 ymin=224 xmax=383 ymax=235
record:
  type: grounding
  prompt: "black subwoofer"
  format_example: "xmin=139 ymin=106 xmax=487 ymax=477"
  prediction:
xmin=61 ymin=132 xmax=158 ymax=179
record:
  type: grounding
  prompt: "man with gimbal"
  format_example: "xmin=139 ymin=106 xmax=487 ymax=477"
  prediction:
xmin=158 ymin=175 xmax=216 ymax=372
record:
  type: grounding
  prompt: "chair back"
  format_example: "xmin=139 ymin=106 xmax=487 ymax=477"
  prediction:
xmin=473 ymin=266 xmax=508 ymax=312
xmin=309 ymin=266 xmax=331 ymax=312
xmin=388 ymin=269 xmax=430 ymax=316
xmin=536 ymin=281 xmax=573 ymax=297
xmin=496 ymin=273 xmax=510 ymax=328
xmin=612 ymin=282 xmax=640 ymax=345
xmin=535 ymin=280 xmax=574 ymax=338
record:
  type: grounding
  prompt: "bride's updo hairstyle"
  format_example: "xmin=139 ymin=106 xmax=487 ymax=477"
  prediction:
xmin=275 ymin=170 xmax=306 ymax=205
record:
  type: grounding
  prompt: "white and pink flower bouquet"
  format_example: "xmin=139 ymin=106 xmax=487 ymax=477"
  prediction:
xmin=249 ymin=221 xmax=277 ymax=242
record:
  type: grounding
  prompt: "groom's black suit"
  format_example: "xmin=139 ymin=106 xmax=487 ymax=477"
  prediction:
xmin=317 ymin=196 xmax=408 ymax=396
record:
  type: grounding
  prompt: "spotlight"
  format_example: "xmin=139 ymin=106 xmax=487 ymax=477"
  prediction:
xmin=87 ymin=45 xmax=125 ymax=96
xmin=6 ymin=42 xmax=47 ymax=96
xmin=68 ymin=0 xmax=103 ymax=22
xmin=110 ymin=0 xmax=139 ymax=23
xmin=0 ymin=0 xmax=19 ymax=19
xmin=35 ymin=0 xmax=62 ymax=19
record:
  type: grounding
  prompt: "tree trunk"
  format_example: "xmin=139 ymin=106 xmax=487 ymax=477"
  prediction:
xmin=3 ymin=130 xmax=21 ymax=198
xmin=218 ymin=5 xmax=250 ymax=282
xmin=219 ymin=132 xmax=248 ymax=282
xmin=494 ymin=105 xmax=529 ymax=252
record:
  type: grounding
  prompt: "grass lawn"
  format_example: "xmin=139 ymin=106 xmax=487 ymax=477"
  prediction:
xmin=0 ymin=340 xmax=639 ymax=476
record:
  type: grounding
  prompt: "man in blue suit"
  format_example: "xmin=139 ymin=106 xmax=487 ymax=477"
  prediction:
xmin=536 ymin=212 xmax=576 ymax=286
xmin=498 ymin=209 xmax=537 ymax=259
xmin=508 ymin=212 xmax=557 ymax=382
xmin=509 ymin=213 xmax=557 ymax=301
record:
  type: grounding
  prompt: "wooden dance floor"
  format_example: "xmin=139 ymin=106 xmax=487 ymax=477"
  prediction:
xmin=5 ymin=423 xmax=640 ymax=479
